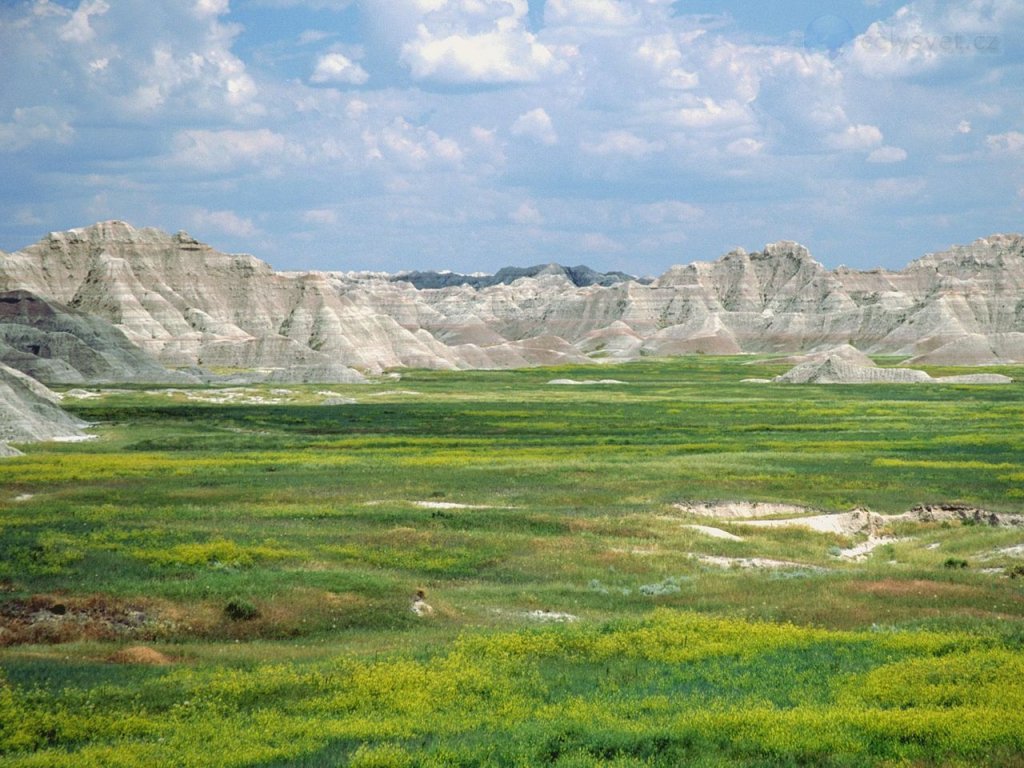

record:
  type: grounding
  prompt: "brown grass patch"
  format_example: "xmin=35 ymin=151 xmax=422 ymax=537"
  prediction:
xmin=107 ymin=645 xmax=174 ymax=665
xmin=0 ymin=594 xmax=173 ymax=647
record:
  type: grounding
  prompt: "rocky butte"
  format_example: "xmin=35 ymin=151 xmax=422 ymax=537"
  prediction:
xmin=0 ymin=221 xmax=1022 ymax=388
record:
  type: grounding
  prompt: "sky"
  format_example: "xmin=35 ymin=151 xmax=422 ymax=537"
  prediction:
xmin=0 ymin=0 xmax=1021 ymax=275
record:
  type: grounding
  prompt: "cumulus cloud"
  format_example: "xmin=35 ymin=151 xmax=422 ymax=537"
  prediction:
xmin=402 ymin=26 xmax=563 ymax=83
xmin=363 ymin=118 xmax=463 ymax=169
xmin=826 ymin=124 xmax=884 ymax=151
xmin=395 ymin=0 xmax=567 ymax=84
xmin=58 ymin=0 xmax=109 ymax=43
xmin=170 ymin=129 xmax=294 ymax=172
xmin=674 ymin=98 xmax=750 ymax=130
xmin=545 ymin=0 xmax=639 ymax=29
xmin=190 ymin=208 xmax=259 ymax=237
xmin=511 ymin=108 xmax=558 ymax=145
xmin=848 ymin=1 xmax=1015 ymax=79
xmin=311 ymin=52 xmax=369 ymax=85
xmin=986 ymin=132 xmax=1024 ymax=155
xmin=2 ymin=0 xmax=1023 ymax=273
xmin=635 ymin=35 xmax=699 ymax=89
xmin=726 ymin=137 xmax=764 ymax=157
xmin=3 ymin=0 xmax=264 ymax=123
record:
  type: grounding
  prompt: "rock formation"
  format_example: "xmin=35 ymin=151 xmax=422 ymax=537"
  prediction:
xmin=2 ymin=222 xmax=1024 ymax=380
xmin=0 ymin=362 xmax=87 ymax=454
xmin=773 ymin=354 xmax=1012 ymax=384
xmin=0 ymin=290 xmax=194 ymax=385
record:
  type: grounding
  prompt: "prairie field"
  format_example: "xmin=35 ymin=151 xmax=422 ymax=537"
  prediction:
xmin=2 ymin=357 xmax=1024 ymax=766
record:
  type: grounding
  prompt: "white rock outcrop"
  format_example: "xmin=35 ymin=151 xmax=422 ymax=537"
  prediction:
xmin=2 ymin=222 xmax=1024 ymax=380
xmin=0 ymin=363 xmax=88 ymax=453
xmin=773 ymin=355 xmax=1012 ymax=385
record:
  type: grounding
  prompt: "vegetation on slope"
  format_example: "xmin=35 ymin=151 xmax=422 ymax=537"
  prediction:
xmin=1 ymin=357 xmax=1023 ymax=765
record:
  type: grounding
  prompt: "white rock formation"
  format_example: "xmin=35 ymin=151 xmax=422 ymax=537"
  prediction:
xmin=0 ymin=362 xmax=88 ymax=453
xmin=2 ymin=222 xmax=1024 ymax=380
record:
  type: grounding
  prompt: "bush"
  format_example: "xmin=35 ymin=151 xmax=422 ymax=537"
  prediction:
xmin=943 ymin=558 xmax=969 ymax=570
xmin=224 ymin=598 xmax=260 ymax=621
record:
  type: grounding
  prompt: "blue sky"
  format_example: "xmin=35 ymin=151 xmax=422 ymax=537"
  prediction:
xmin=0 ymin=0 xmax=1021 ymax=274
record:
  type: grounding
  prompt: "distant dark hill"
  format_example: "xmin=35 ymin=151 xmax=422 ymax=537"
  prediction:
xmin=392 ymin=263 xmax=648 ymax=290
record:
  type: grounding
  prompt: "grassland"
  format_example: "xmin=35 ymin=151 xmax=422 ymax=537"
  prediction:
xmin=2 ymin=357 xmax=1024 ymax=766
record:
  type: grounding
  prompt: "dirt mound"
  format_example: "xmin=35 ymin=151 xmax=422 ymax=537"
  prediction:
xmin=735 ymin=509 xmax=885 ymax=536
xmin=933 ymin=373 xmax=1013 ymax=384
xmin=694 ymin=554 xmax=824 ymax=571
xmin=683 ymin=525 xmax=744 ymax=541
xmin=776 ymin=356 xmax=1012 ymax=385
xmin=0 ymin=595 xmax=167 ymax=646
xmin=775 ymin=356 xmax=932 ymax=384
xmin=674 ymin=501 xmax=820 ymax=519
xmin=906 ymin=504 xmax=1024 ymax=527
xmin=108 ymin=645 xmax=174 ymax=665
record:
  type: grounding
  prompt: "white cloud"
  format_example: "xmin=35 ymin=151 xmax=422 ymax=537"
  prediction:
xmin=635 ymin=35 xmax=699 ymax=89
xmin=867 ymin=145 xmax=908 ymax=163
xmin=59 ymin=0 xmax=109 ymax=43
xmin=511 ymin=108 xmax=558 ymax=145
xmin=124 ymin=39 xmax=259 ymax=115
xmin=0 ymin=107 xmax=74 ymax=152
xmin=674 ymin=98 xmax=750 ymax=129
xmin=402 ymin=23 xmax=563 ymax=83
xmin=582 ymin=130 xmax=664 ymax=158
xmin=986 ymin=131 xmax=1024 ymax=155
xmin=390 ymin=1 xmax=568 ymax=84
xmin=848 ymin=2 xmax=1018 ymax=79
xmin=193 ymin=0 xmax=229 ymax=18
xmin=363 ymin=118 xmax=463 ymax=169
xmin=311 ymin=52 xmax=369 ymax=85
xmin=726 ymin=137 xmax=764 ymax=157
xmin=826 ymin=124 xmax=884 ymax=151
xmin=257 ymin=0 xmax=353 ymax=6
xmin=190 ymin=208 xmax=258 ymax=237
xmin=545 ymin=0 xmax=639 ymax=28
xmin=957 ymin=120 xmax=972 ymax=134
xmin=170 ymin=129 xmax=293 ymax=172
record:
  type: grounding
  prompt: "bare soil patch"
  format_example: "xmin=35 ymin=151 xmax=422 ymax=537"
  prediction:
xmin=107 ymin=645 xmax=175 ymax=665
xmin=674 ymin=501 xmax=820 ymax=520
xmin=683 ymin=525 xmax=744 ymax=542
xmin=0 ymin=595 xmax=172 ymax=646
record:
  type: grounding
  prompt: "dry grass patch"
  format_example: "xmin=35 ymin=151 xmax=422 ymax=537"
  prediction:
xmin=107 ymin=645 xmax=175 ymax=665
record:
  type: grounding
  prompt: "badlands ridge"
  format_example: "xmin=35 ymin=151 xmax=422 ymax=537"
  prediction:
xmin=0 ymin=221 xmax=1022 ymax=388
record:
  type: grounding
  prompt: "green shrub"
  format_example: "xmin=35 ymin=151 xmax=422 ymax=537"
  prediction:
xmin=224 ymin=598 xmax=259 ymax=621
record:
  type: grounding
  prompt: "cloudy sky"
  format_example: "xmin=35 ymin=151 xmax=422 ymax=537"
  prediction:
xmin=0 ymin=0 xmax=1021 ymax=274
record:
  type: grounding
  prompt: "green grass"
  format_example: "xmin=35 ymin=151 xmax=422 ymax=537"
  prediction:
xmin=2 ymin=356 xmax=1024 ymax=765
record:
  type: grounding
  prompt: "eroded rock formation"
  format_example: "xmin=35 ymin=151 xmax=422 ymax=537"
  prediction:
xmin=1 ymin=222 xmax=1023 ymax=382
